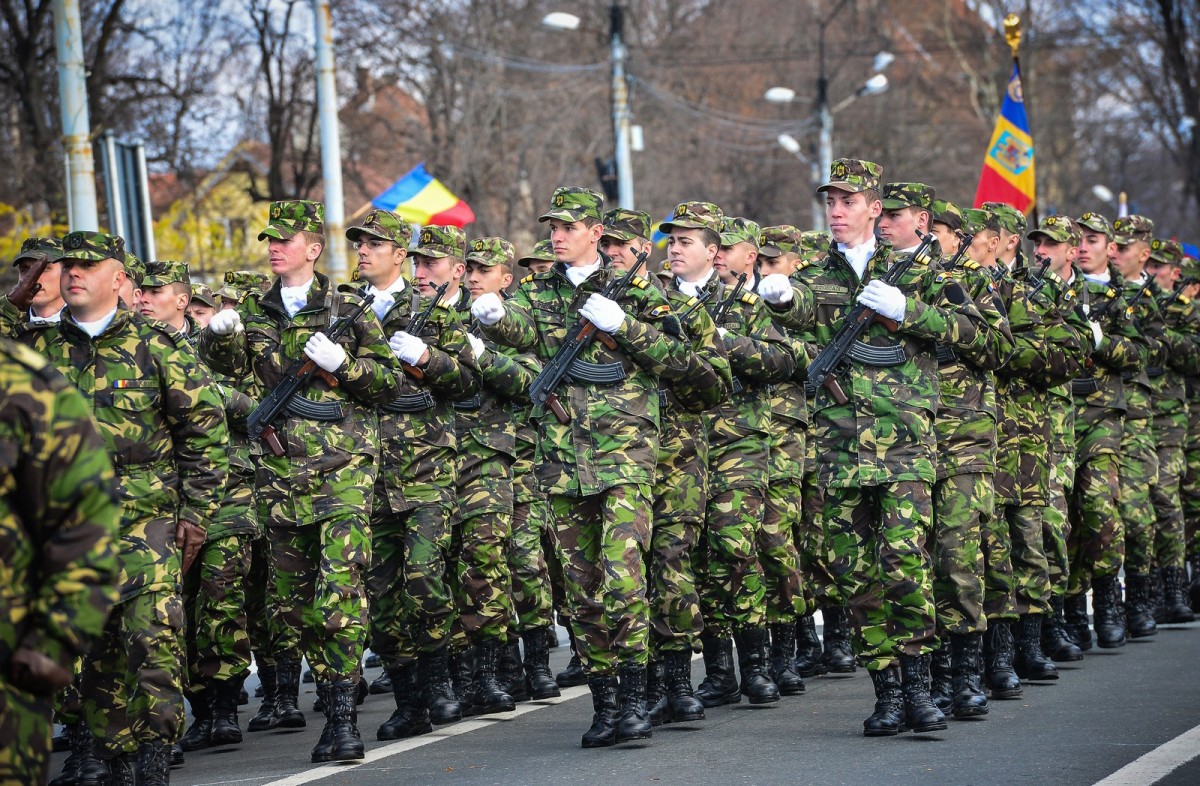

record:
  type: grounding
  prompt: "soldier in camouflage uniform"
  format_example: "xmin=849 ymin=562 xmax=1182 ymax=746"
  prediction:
xmin=1177 ymin=254 xmax=1200 ymax=610
xmin=201 ymin=201 xmax=400 ymax=763
xmin=0 ymin=336 xmax=119 ymax=786
xmin=1 ymin=237 xmax=66 ymax=336
xmin=517 ymin=239 xmax=556 ymax=276
xmin=23 ymin=230 xmax=229 ymax=784
xmin=186 ymin=284 xmax=218 ymax=327
xmin=472 ymin=186 xmax=694 ymax=748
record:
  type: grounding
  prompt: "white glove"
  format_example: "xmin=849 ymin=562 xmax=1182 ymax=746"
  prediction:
xmin=208 ymin=309 xmax=242 ymax=335
xmin=857 ymin=279 xmax=907 ymax=323
xmin=1089 ymin=320 xmax=1104 ymax=350
xmin=389 ymin=331 xmax=428 ymax=365
xmin=716 ymin=326 xmax=729 ymax=339
xmin=304 ymin=333 xmax=347 ymax=373
xmin=580 ymin=293 xmax=625 ymax=333
xmin=759 ymin=273 xmax=794 ymax=305
xmin=471 ymin=292 xmax=506 ymax=326
xmin=467 ymin=333 xmax=487 ymax=359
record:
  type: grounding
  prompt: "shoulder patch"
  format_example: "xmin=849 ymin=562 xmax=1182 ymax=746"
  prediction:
xmin=1180 ymin=295 xmax=1192 ymax=306
xmin=934 ymin=272 xmax=949 ymax=284
xmin=794 ymin=260 xmax=813 ymax=273
xmin=520 ymin=274 xmax=535 ymax=285
xmin=962 ymin=259 xmax=981 ymax=270
xmin=630 ymin=275 xmax=649 ymax=290
xmin=646 ymin=304 xmax=673 ymax=319
xmin=739 ymin=290 xmax=760 ymax=305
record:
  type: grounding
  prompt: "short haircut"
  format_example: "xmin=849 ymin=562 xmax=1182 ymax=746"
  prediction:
xmin=580 ymin=216 xmax=602 ymax=229
xmin=862 ymin=187 xmax=882 ymax=205
xmin=301 ymin=230 xmax=326 ymax=253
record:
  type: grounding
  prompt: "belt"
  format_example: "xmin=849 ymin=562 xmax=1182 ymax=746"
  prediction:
xmin=383 ymin=391 xmax=435 ymax=413
xmin=935 ymin=344 xmax=958 ymax=365
xmin=285 ymin=397 xmax=344 ymax=422
xmin=453 ymin=394 xmax=483 ymax=412
xmin=566 ymin=359 xmax=627 ymax=384
xmin=1146 ymin=367 xmax=1165 ymax=378
xmin=1071 ymin=377 xmax=1099 ymax=396
xmin=846 ymin=341 xmax=907 ymax=367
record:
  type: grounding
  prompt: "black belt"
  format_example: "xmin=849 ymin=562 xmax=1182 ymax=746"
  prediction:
xmin=1071 ymin=377 xmax=1099 ymax=396
xmin=847 ymin=341 xmax=907 ymax=367
xmin=285 ymin=397 xmax=344 ymax=421
xmin=383 ymin=391 xmax=435 ymax=413
xmin=453 ymin=394 xmax=483 ymax=412
xmin=935 ymin=344 xmax=958 ymax=365
xmin=1146 ymin=367 xmax=1165 ymax=378
xmin=567 ymin=359 xmax=627 ymax=384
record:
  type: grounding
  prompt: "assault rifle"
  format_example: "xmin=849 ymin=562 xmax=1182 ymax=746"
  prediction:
xmin=1025 ymin=254 xmax=1053 ymax=299
xmin=247 ymin=293 xmax=374 ymax=457
xmin=7 ymin=256 xmax=52 ymax=310
xmin=711 ymin=271 xmax=748 ymax=327
xmin=529 ymin=250 xmax=648 ymax=424
xmin=402 ymin=281 xmax=449 ymax=381
xmin=1160 ymin=276 xmax=1198 ymax=312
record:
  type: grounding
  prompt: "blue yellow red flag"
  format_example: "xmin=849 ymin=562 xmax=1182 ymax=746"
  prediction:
xmin=973 ymin=65 xmax=1036 ymax=214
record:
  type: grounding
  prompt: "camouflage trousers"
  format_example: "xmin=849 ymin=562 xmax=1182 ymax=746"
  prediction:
xmin=549 ymin=484 xmax=652 ymax=674
xmin=981 ymin=496 xmax=1017 ymax=622
xmin=82 ymin=589 xmax=185 ymax=755
xmin=697 ymin=487 xmax=767 ymax=636
xmin=508 ymin=497 xmax=554 ymax=634
xmin=1182 ymin=404 xmax=1200 ymax=558
xmin=931 ymin=472 xmax=990 ymax=635
xmin=1044 ymin=452 xmax=1074 ymax=600
xmin=797 ymin=466 xmax=839 ymax=607
xmin=183 ymin=534 xmax=253 ymax=692
xmin=1152 ymin=443 xmax=1188 ymax=570
xmin=244 ymin=534 xmax=275 ymax=666
xmin=989 ymin=503 xmax=1051 ymax=617
xmin=368 ymin=502 xmax=454 ymax=668
xmin=823 ymin=481 xmax=937 ymax=672
xmin=451 ymin=509 xmax=515 ymax=645
xmin=0 ymin=678 xmax=55 ymax=784
xmin=1120 ymin=417 xmax=1160 ymax=574
xmin=543 ymin=526 xmax=569 ymax=627
xmin=761 ymin=482 xmax=806 ymax=624
xmin=1067 ymin=452 xmax=1124 ymax=595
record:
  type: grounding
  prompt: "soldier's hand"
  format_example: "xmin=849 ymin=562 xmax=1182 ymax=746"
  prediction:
xmin=176 ymin=519 xmax=207 ymax=573
xmin=471 ymin=293 xmax=506 ymax=325
xmin=467 ymin=333 xmax=487 ymax=359
xmin=857 ymin=279 xmax=907 ymax=323
xmin=304 ymin=333 xmax=348 ymax=373
xmin=9 ymin=646 xmax=73 ymax=696
xmin=581 ymin=293 xmax=625 ymax=332
xmin=389 ymin=331 xmax=431 ymax=366
xmin=208 ymin=309 xmax=243 ymax=335
xmin=759 ymin=273 xmax=794 ymax=305
xmin=1089 ymin=320 xmax=1104 ymax=349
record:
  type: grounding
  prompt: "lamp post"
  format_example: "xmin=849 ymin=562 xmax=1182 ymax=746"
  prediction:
xmin=777 ymin=133 xmax=823 ymax=232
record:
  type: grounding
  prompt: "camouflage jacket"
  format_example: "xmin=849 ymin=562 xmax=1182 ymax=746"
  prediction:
xmin=0 ymin=337 xmax=120 ymax=677
xmin=1041 ymin=266 xmax=1093 ymax=456
xmin=653 ymin=277 xmax=733 ymax=416
xmin=481 ymin=259 xmax=693 ymax=497
xmin=1147 ymin=282 xmax=1200 ymax=446
xmin=22 ymin=308 xmax=228 ymax=601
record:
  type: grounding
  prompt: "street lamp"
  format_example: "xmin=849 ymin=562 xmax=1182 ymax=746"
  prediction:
xmin=777 ymin=134 xmax=823 ymax=232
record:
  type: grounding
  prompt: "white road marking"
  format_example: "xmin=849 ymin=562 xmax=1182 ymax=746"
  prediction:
xmin=1092 ymin=722 xmax=1200 ymax=786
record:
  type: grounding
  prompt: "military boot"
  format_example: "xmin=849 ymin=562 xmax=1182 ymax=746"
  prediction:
xmin=928 ymin=643 xmax=953 ymax=713
xmin=768 ymin=622 xmax=805 ymax=695
xmin=794 ymin=614 xmax=827 ymax=677
xmin=862 ymin=665 xmax=905 ymax=737
xmin=108 ymin=753 xmax=137 ymax=786
xmin=899 ymin=653 xmax=947 ymax=733
xmin=1043 ymin=597 xmax=1084 ymax=661
xmin=580 ymin=674 xmax=620 ymax=748
xmin=1163 ymin=566 xmax=1196 ymax=623
xmin=74 ymin=738 xmax=112 ymax=786
xmin=1063 ymin=594 xmax=1093 ymax=650
xmin=949 ymin=632 xmax=988 ymax=719
xmin=819 ymin=605 xmax=856 ymax=674
xmin=248 ymin=663 xmax=279 ymax=732
xmin=368 ymin=668 xmax=393 ymax=695
xmin=473 ymin=638 xmax=515 ymax=715
xmin=1092 ymin=575 xmax=1128 ymax=648
xmin=135 ymin=741 xmax=171 ymax=786
xmin=555 ymin=628 xmax=587 ymax=688
xmin=1013 ymin=614 xmax=1058 ymax=680
xmin=1152 ymin=568 xmax=1169 ymax=623
xmin=734 ymin=627 xmax=780 ymax=704
xmin=1126 ymin=573 xmax=1159 ymax=638
xmin=418 ymin=648 xmax=463 ymax=725
xmin=312 ymin=681 xmax=365 ymax=763
xmin=500 ymin=639 xmax=529 ymax=701
xmin=662 ymin=650 xmax=704 ymax=723
xmin=616 ymin=664 xmax=653 ymax=743
xmin=377 ymin=663 xmax=432 ymax=740
xmin=694 ymin=632 xmax=741 ymax=708
xmin=522 ymin=626 xmax=562 ymax=699
xmin=272 ymin=657 xmax=307 ymax=728
xmin=179 ymin=687 xmax=213 ymax=751
xmin=450 ymin=648 xmax=476 ymax=716
xmin=1189 ymin=554 xmax=1200 ymax=612
xmin=49 ymin=721 xmax=93 ymax=786
xmin=210 ymin=678 xmax=243 ymax=745
xmin=645 ymin=660 xmax=667 ymax=726
xmin=364 ymin=652 xmax=382 ymax=668
xmin=982 ymin=620 xmax=1022 ymax=699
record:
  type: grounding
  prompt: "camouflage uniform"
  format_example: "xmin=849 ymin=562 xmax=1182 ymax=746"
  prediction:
xmin=0 ymin=337 xmax=120 ymax=785
xmin=1180 ymin=253 xmax=1200 ymax=582
xmin=0 ymin=237 xmax=64 ymax=337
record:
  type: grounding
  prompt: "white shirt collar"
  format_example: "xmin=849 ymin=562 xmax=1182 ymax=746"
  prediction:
xmin=366 ymin=277 xmax=406 ymax=320
xmin=839 ymin=237 xmax=877 ymax=279
xmin=564 ymin=258 xmax=603 ymax=288
xmin=281 ymin=278 xmax=314 ymax=318
xmin=1084 ymin=270 xmax=1111 ymax=285
xmin=28 ymin=305 xmax=64 ymax=325
xmin=677 ymin=267 xmax=716 ymax=298
xmin=73 ymin=307 xmax=118 ymax=338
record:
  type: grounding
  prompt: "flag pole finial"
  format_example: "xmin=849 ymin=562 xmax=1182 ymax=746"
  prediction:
xmin=1004 ymin=13 xmax=1022 ymax=58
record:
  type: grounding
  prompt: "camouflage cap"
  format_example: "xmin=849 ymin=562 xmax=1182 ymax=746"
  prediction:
xmin=817 ymin=158 xmax=883 ymax=194
xmin=123 ymin=250 xmax=146 ymax=287
xmin=538 ymin=186 xmax=604 ymax=223
xmin=660 ymin=201 xmax=724 ymax=235
xmin=60 ymin=230 xmax=127 ymax=263
xmin=465 ymin=236 xmax=516 ymax=268
xmin=961 ymin=208 xmax=1000 ymax=235
xmin=931 ymin=199 xmax=963 ymax=231
xmin=760 ymin=224 xmax=803 ymax=257
xmin=881 ymin=182 xmax=936 ymax=212
xmin=412 ymin=224 xmax=467 ymax=259
xmin=190 ymin=283 xmax=218 ymax=308
xmin=517 ymin=239 xmax=556 ymax=268
xmin=1027 ymin=214 xmax=1076 ymax=244
xmin=257 ymin=199 xmax=324 ymax=241
xmin=601 ymin=208 xmax=652 ymax=242
xmin=217 ymin=269 xmax=271 ymax=301
xmin=1076 ymin=211 xmax=1113 ymax=238
xmin=346 ymin=208 xmax=411 ymax=246
xmin=12 ymin=236 xmax=63 ymax=266
xmin=1113 ymin=215 xmax=1155 ymax=245
xmin=1181 ymin=251 xmax=1200 ymax=279
xmin=141 ymin=259 xmax=191 ymax=288
xmin=719 ymin=216 xmax=761 ymax=249
xmin=982 ymin=202 xmax=1027 ymax=234
xmin=799 ymin=230 xmax=829 ymax=262
xmin=1149 ymin=237 xmax=1184 ymax=266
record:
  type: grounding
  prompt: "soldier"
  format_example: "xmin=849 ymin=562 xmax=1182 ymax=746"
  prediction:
xmin=2 ymin=237 xmax=65 ymax=335
xmin=200 ymin=201 xmax=400 ymax=763
xmin=0 ymin=337 xmax=119 ymax=786
xmin=471 ymin=186 xmax=692 ymax=748
xmin=187 ymin=284 xmax=219 ymax=327
xmin=1179 ymin=254 xmax=1200 ymax=610
xmin=517 ymin=240 xmax=556 ymax=275
xmin=25 ymin=230 xmax=228 ymax=785
xmin=118 ymin=251 xmax=145 ymax=312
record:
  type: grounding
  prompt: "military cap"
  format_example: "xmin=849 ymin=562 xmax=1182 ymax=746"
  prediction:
xmin=12 ymin=236 xmax=62 ymax=266
xmin=601 ymin=208 xmax=653 ymax=242
xmin=719 ymin=216 xmax=761 ymax=249
xmin=1181 ymin=252 xmax=1200 ymax=279
xmin=123 ymin=250 xmax=146 ymax=287
xmin=217 ymin=269 xmax=270 ymax=301
xmin=190 ymin=284 xmax=218 ymax=308
xmin=538 ymin=186 xmax=604 ymax=223
xmin=60 ymin=230 xmax=127 ymax=263
xmin=257 ymin=199 xmax=324 ymax=241
xmin=1113 ymin=215 xmax=1154 ymax=245
xmin=411 ymin=225 xmax=466 ymax=259
xmin=1149 ymin=237 xmax=1184 ymax=266
xmin=961 ymin=207 xmax=1000 ymax=235
xmin=760 ymin=225 xmax=803 ymax=257
xmin=346 ymin=208 xmax=411 ymax=246
xmin=465 ymin=236 xmax=516 ymax=268
xmin=141 ymin=260 xmax=191 ymax=288
xmin=1027 ymin=214 xmax=1075 ymax=244
xmin=517 ymin=239 xmax=556 ymax=268
xmin=799 ymin=230 xmax=830 ymax=262
xmin=931 ymin=200 xmax=964 ymax=231
xmin=1076 ymin=211 xmax=1113 ymax=238
xmin=1066 ymin=218 xmax=1083 ymax=246
xmin=817 ymin=158 xmax=883 ymax=194
xmin=881 ymin=182 xmax=936 ymax=212
xmin=660 ymin=201 xmax=724 ymax=235
xmin=982 ymin=202 xmax=1027 ymax=234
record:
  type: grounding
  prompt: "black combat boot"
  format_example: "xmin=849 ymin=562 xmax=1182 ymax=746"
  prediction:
xmin=645 ymin=660 xmax=667 ymax=726
xmin=523 ymin=626 xmax=562 ymax=699
xmin=170 ymin=743 xmax=183 ymax=767
xmin=768 ymin=622 xmax=805 ymax=695
xmin=555 ymin=628 xmax=588 ymax=688
xmin=1163 ymin=566 xmax=1196 ymax=623
xmin=210 ymin=678 xmax=243 ymax=745
xmin=1042 ymin=597 xmax=1084 ymax=661
xmin=694 ymin=632 xmax=741 ymax=708
xmin=109 ymin=752 xmax=137 ymax=786
xmin=368 ymin=668 xmax=393 ymax=695
xmin=616 ymin=664 xmax=653 ymax=743
xmin=450 ymin=648 xmax=476 ymax=716
xmin=1189 ymin=554 xmax=1200 ymax=612
xmin=49 ymin=720 xmax=93 ymax=786
xmin=377 ymin=663 xmax=432 ymax=740
xmin=794 ymin=614 xmax=827 ymax=677
xmin=1092 ymin=575 xmax=1128 ymax=648
xmin=983 ymin=620 xmax=1023 ymax=699
xmin=248 ymin=663 xmax=279 ymax=732
xmin=74 ymin=738 xmax=111 ymax=786
xmin=949 ymin=632 xmax=988 ymax=719
xmin=734 ymin=627 xmax=780 ymax=705
xmin=473 ymin=638 xmax=515 ymax=715
xmin=862 ymin=665 xmax=905 ymax=737
xmin=418 ymin=647 xmax=463 ymax=725
xmin=500 ymin=639 xmax=529 ymax=701
xmin=180 ymin=687 xmax=213 ymax=751
xmin=321 ymin=681 xmax=365 ymax=762
xmin=928 ymin=643 xmax=953 ymax=713
xmin=1153 ymin=568 xmax=1169 ymax=623
xmin=580 ymin=674 xmax=620 ymax=748
xmin=135 ymin=741 xmax=171 ymax=786
xmin=819 ymin=605 xmax=856 ymax=674
xmin=1126 ymin=573 xmax=1159 ymax=638
xmin=1013 ymin=614 xmax=1058 ymax=681
xmin=1063 ymin=594 xmax=1093 ymax=650
xmin=662 ymin=650 xmax=705 ymax=723
xmin=899 ymin=653 xmax=948 ymax=733
xmin=364 ymin=652 xmax=382 ymax=668
xmin=272 ymin=657 xmax=307 ymax=728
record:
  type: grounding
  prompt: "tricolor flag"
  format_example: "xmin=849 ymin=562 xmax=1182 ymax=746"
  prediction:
xmin=372 ymin=163 xmax=475 ymax=227
xmin=973 ymin=65 xmax=1036 ymax=214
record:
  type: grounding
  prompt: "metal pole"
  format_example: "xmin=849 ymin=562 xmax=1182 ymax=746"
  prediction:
xmin=313 ymin=0 xmax=347 ymax=279
xmin=53 ymin=0 xmax=99 ymax=230
xmin=610 ymin=3 xmax=634 ymax=209
xmin=135 ymin=141 xmax=157 ymax=260
xmin=815 ymin=33 xmax=832 ymax=232
xmin=103 ymin=130 xmax=126 ymax=238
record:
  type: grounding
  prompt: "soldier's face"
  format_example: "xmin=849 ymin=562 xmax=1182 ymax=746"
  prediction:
xmin=1032 ymin=237 xmax=1072 ymax=276
xmin=1145 ymin=259 xmax=1181 ymax=290
xmin=667 ymin=229 xmax=716 ymax=282
xmin=61 ymin=257 xmax=124 ymax=317
xmin=187 ymin=301 xmax=216 ymax=328
xmin=930 ymin=223 xmax=960 ymax=257
xmin=355 ymin=236 xmax=406 ymax=287
xmin=600 ymin=237 xmax=644 ymax=271
xmin=268 ymin=234 xmax=320 ymax=281
xmin=413 ymin=254 xmax=465 ymax=298
xmin=16 ymin=258 xmax=63 ymax=309
xmin=1076 ymin=231 xmax=1115 ymax=275
xmin=826 ymin=190 xmax=880 ymax=246
xmin=138 ymin=284 xmax=188 ymax=326
xmin=548 ymin=219 xmax=603 ymax=266
xmin=714 ymin=242 xmax=756 ymax=285
xmin=878 ymin=207 xmax=923 ymax=249
xmin=465 ymin=261 xmax=512 ymax=298
xmin=1113 ymin=241 xmax=1150 ymax=279
xmin=526 ymin=259 xmax=553 ymax=274
xmin=968 ymin=231 xmax=1000 ymax=266
xmin=758 ymin=253 xmax=799 ymax=277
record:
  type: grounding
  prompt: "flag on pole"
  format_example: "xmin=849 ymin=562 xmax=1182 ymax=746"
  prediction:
xmin=372 ymin=163 xmax=475 ymax=227
xmin=973 ymin=65 xmax=1036 ymax=213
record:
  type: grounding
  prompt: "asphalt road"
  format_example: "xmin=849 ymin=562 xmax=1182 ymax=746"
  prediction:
xmin=49 ymin=622 xmax=1200 ymax=786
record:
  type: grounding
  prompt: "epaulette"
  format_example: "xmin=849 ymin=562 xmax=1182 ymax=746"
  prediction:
xmin=338 ymin=290 xmax=368 ymax=308
xmin=630 ymin=275 xmax=650 ymax=290
xmin=962 ymin=259 xmax=981 ymax=271
xmin=685 ymin=296 xmax=700 ymax=307
xmin=739 ymin=290 xmax=760 ymax=305
xmin=521 ymin=274 xmax=535 ymax=285
xmin=1179 ymin=295 xmax=1191 ymax=306
xmin=934 ymin=272 xmax=950 ymax=284
xmin=794 ymin=260 xmax=813 ymax=273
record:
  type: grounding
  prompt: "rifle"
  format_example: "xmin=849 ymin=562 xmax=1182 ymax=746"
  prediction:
xmin=806 ymin=232 xmax=936 ymax=405
xmin=711 ymin=271 xmax=749 ymax=327
xmin=7 ymin=257 xmax=52 ymax=310
xmin=1025 ymin=254 xmax=1053 ymax=298
xmin=246 ymin=293 xmax=374 ymax=457
xmin=674 ymin=289 xmax=714 ymax=337
xmin=401 ymin=281 xmax=449 ymax=381
xmin=1160 ymin=276 xmax=1197 ymax=311
xmin=528 ymin=249 xmax=648 ymax=424
xmin=1089 ymin=279 xmax=1151 ymax=324
xmin=945 ymin=232 xmax=975 ymax=271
